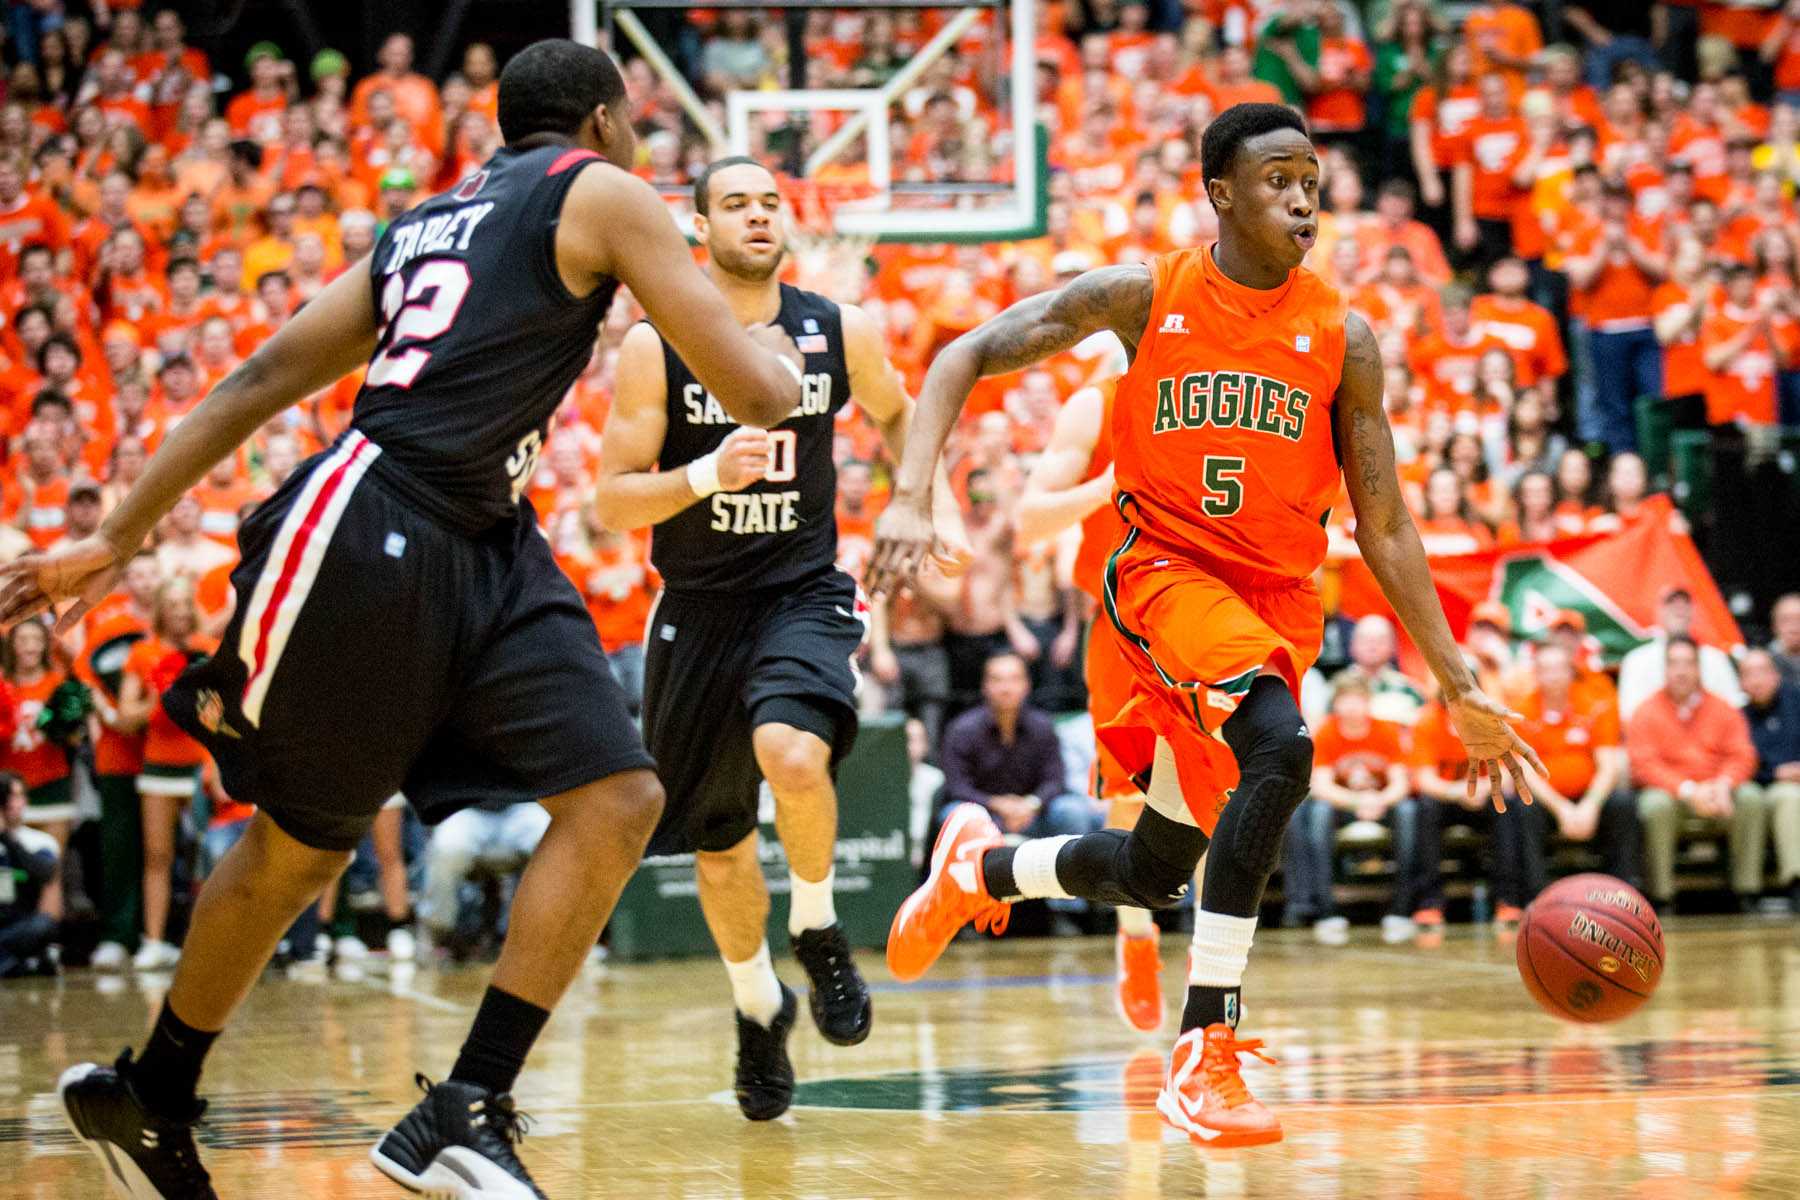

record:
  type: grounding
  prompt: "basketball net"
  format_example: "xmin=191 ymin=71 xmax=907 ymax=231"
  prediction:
xmin=786 ymin=180 xmax=877 ymax=305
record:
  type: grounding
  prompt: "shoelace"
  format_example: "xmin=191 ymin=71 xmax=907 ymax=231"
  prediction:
xmin=1197 ymin=1034 xmax=1277 ymax=1110
xmin=411 ymin=1075 xmax=535 ymax=1151
xmin=917 ymin=839 xmax=1011 ymax=943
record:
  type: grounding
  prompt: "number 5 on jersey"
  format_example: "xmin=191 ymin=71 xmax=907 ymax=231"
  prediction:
xmin=1201 ymin=455 xmax=1245 ymax=517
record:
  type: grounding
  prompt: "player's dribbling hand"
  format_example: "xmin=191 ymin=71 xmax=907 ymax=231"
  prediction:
xmin=866 ymin=498 xmax=935 ymax=597
xmin=1447 ymin=686 xmax=1549 ymax=814
xmin=716 ymin=426 xmax=772 ymax=492
xmin=0 ymin=535 xmax=127 ymax=635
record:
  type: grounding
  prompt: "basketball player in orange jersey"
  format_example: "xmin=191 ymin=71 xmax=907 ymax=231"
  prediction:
xmin=1015 ymin=375 xmax=1185 ymax=1033
xmin=868 ymin=104 xmax=1546 ymax=1148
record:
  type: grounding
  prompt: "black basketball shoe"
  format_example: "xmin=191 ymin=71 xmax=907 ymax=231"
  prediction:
xmin=58 ymin=1050 xmax=217 ymax=1199
xmin=370 ymin=1075 xmax=546 ymax=1199
xmin=792 ymin=923 xmax=873 ymax=1046
xmin=734 ymin=984 xmax=798 ymax=1121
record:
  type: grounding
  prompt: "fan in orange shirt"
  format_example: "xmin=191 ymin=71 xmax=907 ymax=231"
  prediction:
xmin=1563 ymin=182 xmax=1667 ymax=452
xmin=1651 ymin=235 xmax=1715 ymax=426
xmin=1450 ymin=74 xmax=1530 ymax=268
xmin=833 ymin=459 xmax=886 ymax=582
xmin=1462 ymin=0 xmax=1543 ymax=93
xmin=0 ymin=158 xmax=71 ymax=279
xmin=872 ymin=103 xmax=1541 ymax=1151
xmin=1700 ymin=263 xmax=1793 ymax=426
xmin=1409 ymin=283 xmax=1509 ymax=405
xmin=1471 ymin=256 xmax=1566 ymax=399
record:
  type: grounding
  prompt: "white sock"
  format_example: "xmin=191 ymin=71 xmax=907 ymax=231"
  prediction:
xmin=1117 ymin=904 xmax=1156 ymax=938
xmin=1010 ymin=835 xmax=1077 ymax=899
xmin=723 ymin=941 xmax=784 ymax=1025
xmin=787 ymin=868 xmax=837 ymax=936
xmin=1188 ymin=909 xmax=1258 ymax=988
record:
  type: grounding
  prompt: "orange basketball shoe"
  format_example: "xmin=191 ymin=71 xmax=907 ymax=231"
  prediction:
xmin=1156 ymin=1023 xmax=1282 ymax=1148
xmin=885 ymin=803 xmax=1010 ymax=982
xmin=1115 ymin=932 xmax=1166 ymax=1033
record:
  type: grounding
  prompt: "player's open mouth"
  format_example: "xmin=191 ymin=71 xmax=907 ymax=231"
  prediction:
xmin=1291 ymin=225 xmax=1317 ymax=251
xmin=747 ymin=234 xmax=776 ymax=248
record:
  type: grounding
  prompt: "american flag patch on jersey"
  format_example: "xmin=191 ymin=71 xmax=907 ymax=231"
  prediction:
xmin=797 ymin=334 xmax=828 ymax=353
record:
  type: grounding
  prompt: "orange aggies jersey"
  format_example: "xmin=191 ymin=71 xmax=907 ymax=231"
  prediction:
xmin=1070 ymin=377 xmax=1119 ymax=602
xmin=1112 ymin=245 xmax=1347 ymax=579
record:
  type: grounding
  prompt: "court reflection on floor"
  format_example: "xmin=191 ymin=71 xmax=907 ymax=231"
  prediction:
xmin=3 ymin=923 xmax=1797 ymax=1198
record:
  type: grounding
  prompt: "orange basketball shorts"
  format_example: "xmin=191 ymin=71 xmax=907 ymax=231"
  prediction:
xmin=1096 ymin=526 xmax=1323 ymax=834
xmin=1085 ymin=617 xmax=1140 ymax=801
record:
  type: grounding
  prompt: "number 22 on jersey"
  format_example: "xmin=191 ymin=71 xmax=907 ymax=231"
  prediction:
xmin=367 ymin=262 xmax=472 ymax=389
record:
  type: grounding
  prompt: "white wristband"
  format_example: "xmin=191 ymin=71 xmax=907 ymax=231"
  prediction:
xmin=686 ymin=450 xmax=722 ymax=498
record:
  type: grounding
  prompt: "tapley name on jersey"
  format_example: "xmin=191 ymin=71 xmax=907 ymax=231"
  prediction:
xmin=1150 ymin=371 xmax=1313 ymax=442
xmin=383 ymin=201 xmax=496 ymax=274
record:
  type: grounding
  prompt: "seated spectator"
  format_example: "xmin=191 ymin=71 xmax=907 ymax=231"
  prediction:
xmin=419 ymin=797 xmax=550 ymax=960
xmin=1769 ymin=592 xmax=1800 ymax=686
xmin=1282 ymin=678 xmax=1419 ymax=945
xmin=1739 ymin=648 xmax=1800 ymax=910
xmin=1629 ymin=636 xmax=1769 ymax=912
xmin=939 ymin=652 xmax=1099 ymax=850
xmin=1499 ymin=642 xmax=1641 ymax=902
xmin=1618 ymin=584 xmax=1746 ymax=718
xmin=1332 ymin=614 xmax=1425 ymax=726
xmin=0 ymin=771 xmax=58 ymax=977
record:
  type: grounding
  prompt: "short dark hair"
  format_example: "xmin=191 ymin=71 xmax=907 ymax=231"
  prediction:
xmin=693 ymin=155 xmax=773 ymax=217
xmin=1665 ymin=633 xmax=1699 ymax=661
xmin=18 ymin=242 xmax=51 ymax=268
xmin=37 ymin=332 xmax=79 ymax=373
xmin=1201 ymin=102 xmax=1309 ymax=190
xmin=497 ymin=39 xmax=627 ymax=145
xmin=30 ymin=388 xmax=70 ymax=417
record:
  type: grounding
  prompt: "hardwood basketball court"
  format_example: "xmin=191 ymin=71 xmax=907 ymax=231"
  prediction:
xmin=5 ymin=922 xmax=1797 ymax=1197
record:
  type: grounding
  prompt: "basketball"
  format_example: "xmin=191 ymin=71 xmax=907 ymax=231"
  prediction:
xmin=1516 ymin=874 xmax=1665 ymax=1023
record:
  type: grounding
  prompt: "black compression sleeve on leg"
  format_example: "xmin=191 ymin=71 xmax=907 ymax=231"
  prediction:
xmin=1043 ymin=808 xmax=1209 ymax=909
xmin=1200 ymin=676 xmax=1314 ymax=918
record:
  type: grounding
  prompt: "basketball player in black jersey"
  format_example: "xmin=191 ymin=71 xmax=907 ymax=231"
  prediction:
xmin=598 ymin=157 xmax=967 ymax=1121
xmin=0 ymin=43 xmax=807 ymax=1200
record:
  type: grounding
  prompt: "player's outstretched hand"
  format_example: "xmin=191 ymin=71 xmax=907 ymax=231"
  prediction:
xmin=1447 ymin=686 xmax=1549 ymax=814
xmin=0 ymin=535 xmax=127 ymax=635
xmin=716 ymin=426 xmax=772 ymax=492
xmin=866 ymin=497 xmax=935 ymax=597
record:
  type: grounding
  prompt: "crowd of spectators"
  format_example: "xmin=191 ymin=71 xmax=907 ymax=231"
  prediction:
xmin=0 ymin=0 xmax=1798 ymax=977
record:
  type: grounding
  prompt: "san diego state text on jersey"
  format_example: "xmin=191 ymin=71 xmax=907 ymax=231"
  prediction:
xmin=354 ymin=144 xmax=619 ymax=531
xmin=650 ymin=284 xmax=851 ymax=593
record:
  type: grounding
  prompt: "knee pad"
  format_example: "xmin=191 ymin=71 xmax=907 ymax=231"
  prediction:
xmin=1119 ymin=816 xmax=1205 ymax=909
xmin=1216 ymin=678 xmax=1314 ymax=880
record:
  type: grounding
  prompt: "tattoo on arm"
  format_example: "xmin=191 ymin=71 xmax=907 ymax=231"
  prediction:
xmin=966 ymin=265 xmax=1152 ymax=377
xmin=1338 ymin=314 xmax=1409 ymax=535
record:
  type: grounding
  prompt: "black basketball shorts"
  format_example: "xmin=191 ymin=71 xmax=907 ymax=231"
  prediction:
xmin=640 ymin=567 xmax=865 ymax=856
xmin=163 ymin=431 xmax=654 ymax=851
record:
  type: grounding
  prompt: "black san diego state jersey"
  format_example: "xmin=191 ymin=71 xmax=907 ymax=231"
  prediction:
xmin=353 ymin=143 xmax=619 ymax=531
xmin=650 ymin=284 xmax=851 ymax=593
